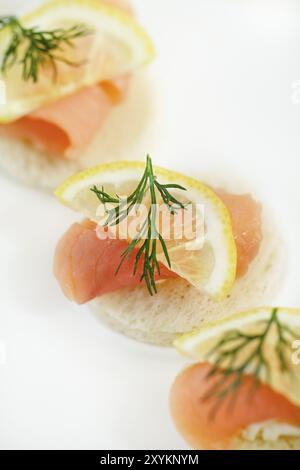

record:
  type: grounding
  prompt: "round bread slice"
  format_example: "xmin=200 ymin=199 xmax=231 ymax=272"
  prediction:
xmin=184 ymin=420 xmax=300 ymax=450
xmin=229 ymin=421 xmax=300 ymax=450
xmin=90 ymin=208 xmax=284 ymax=346
xmin=0 ymin=70 xmax=158 ymax=191
xmin=231 ymin=438 xmax=300 ymax=450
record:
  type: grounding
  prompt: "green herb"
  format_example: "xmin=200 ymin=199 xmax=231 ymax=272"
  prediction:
xmin=203 ymin=308 xmax=297 ymax=412
xmin=0 ymin=15 xmax=91 ymax=82
xmin=91 ymin=155 xmax=189 ymax=296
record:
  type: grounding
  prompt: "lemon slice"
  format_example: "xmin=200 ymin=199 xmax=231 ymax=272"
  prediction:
xmin=174 ymin=307 xmax=300 ymax=407
xmin=55 ymin=160 xmax=237 ymax=300
xmin=0 ymin=0 xmax=155 ymax=122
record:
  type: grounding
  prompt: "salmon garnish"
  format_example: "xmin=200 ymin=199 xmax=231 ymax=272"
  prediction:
xmin=170 ymin=362 xmax=300 ymax=450
xmin=1 ymin=79 xmax=129 ymax=159
xmin=216 ymin=189 xmax=262 ymax=277
xmin=54 ymin=220 xmax=175 ymax=304
xmin=54 ymin=191 xmax=262 ymax=303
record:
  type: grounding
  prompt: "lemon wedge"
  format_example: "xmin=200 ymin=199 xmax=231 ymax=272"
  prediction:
xmin=55 ymin=160 xmax=237 ymax=300
xmin=0 ymin=0 xmax=155 ymax=122
xmin=174 ymin=307 xmax=300 ymax=407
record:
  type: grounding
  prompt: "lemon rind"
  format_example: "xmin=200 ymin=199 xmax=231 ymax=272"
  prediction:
xmin=174 ymin=306 xmax=300 ymax=358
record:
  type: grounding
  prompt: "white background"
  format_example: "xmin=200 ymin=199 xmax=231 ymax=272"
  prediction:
xmin=0 ymin=0 xmax=300 ymax=449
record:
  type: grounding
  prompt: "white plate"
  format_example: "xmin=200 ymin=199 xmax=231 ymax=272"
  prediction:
xmin=0 ymin=0 xmax=300 ymax=450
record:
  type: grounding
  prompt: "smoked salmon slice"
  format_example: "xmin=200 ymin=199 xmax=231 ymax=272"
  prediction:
xmin=216 ymin=189 xmax=262 ymax=277
xmin=54 ymin=191 xmax=262 ymax=304
xmin=54 ymin=220 xmax=175 ymax=304
xmin=170 ymin=362 xmax=300 ymax=450
xmin=0 ymin=78 xmax=130 ymax=160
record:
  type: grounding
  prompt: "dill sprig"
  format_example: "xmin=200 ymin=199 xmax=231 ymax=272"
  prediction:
xmin=203 ymin=308 xmax=298 ymax=413
xmin=0 ymin=15 xmax=92 ymax=82
xmin=91 ymin=155 xmax=189 ymax=296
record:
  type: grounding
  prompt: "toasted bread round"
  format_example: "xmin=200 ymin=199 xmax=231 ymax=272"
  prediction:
xmin=0 ymin=71 xmax=158 ymax=191
xmin=230 ymin=433 xmax=300 ymax=450
xmin=90 ymin=208 xmax=284 ymax=346
xmin=188 ymin=423 xmax=300 ymax=450
xmin=209 ymin=420 xmax=300 ymax=449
